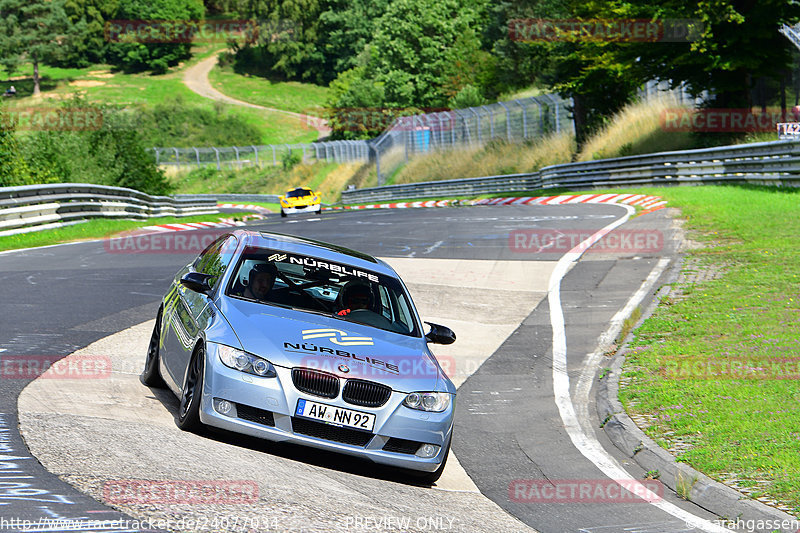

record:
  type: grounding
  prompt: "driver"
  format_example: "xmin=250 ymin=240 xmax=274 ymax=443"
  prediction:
xmin=336 ymin=281 xmax=373 ymax=316
xmin=243 ymin=262 xmax=278 ymax=301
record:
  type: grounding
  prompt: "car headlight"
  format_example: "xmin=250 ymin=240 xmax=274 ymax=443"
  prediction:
xmin=218 ymin=345 xmax=276 ymax=377
xmin=403 ymin=392 xmax=450 ymax=412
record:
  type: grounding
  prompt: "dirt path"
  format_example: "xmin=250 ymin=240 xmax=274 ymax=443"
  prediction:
xmin=183 ymin=54 xmax=330 ymax=140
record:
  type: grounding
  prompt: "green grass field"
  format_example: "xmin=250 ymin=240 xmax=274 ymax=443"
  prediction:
xmin=0 ymin=46 xmax=319 ymax=146
xmin=616 ymin=185 xmax=800 ymax=514
xmin=208 ymin=64 xmax=329 ymax=116
xmin=0 ymin=213 xmax=254 ymax=252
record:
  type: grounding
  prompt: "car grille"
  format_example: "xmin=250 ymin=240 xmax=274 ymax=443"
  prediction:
xmin=292 ymin=368 xmax=339 ymax=399
xmin=236 ymin=403 xmax=275 ymax=427
xmin=291 ymin=417 xmax=373 ymax=447
xmin=342 ymin=379 xmax=392 ymax=407
xmin=382 ymin=438 xmax=422 ymax=455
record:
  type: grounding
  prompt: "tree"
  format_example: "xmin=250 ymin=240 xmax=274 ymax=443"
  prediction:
xmin=58 ymin=0 xmax=119 ymax=66
xmin=0 ymin=0 xmax=83 ymax=96
xmin=618 ymin=0 xmax=800 ymax=109
xmin=317 ymin=0 xmax=390 ymax=83
xmin=105 ymin=0 xmax=204 ymax=73
xmin=235 ymin=0 xmax=325 ymax=82
xmin=367 ymin=0 xmax=483 ymax=108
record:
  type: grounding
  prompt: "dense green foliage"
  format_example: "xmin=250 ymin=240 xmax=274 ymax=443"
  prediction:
xmin=105 ymin=0 xmax=204 ymax=73
xmin=3 ymin=0 xmax=800 ymax=147
xmin=4 ymin=99 xmax=173 ymax=195
xmin=134 ymin=97 xmax=263 ymax=146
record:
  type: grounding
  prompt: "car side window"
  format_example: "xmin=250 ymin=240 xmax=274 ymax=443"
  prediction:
xmin=193 ymin=235 xmax=238 ymax=288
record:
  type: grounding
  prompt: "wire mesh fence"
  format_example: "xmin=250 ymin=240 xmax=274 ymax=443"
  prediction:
xmin=149 ymin=140 xmax=370 ymax=170
xmin=370 ymin=95 xmax=573 ymax=184
xmin=150 ymin=94 xmax=574 ymax=183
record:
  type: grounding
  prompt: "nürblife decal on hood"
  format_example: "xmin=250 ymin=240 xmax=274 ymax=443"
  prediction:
xmin=272 ymin=253 xmax=380 ymax=283
xmin=283 ymin=341 xmax=400 ymax=374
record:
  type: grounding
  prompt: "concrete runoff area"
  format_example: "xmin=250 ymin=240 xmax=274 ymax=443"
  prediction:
xmin=18 ymin=258 xmax=556 ymax=532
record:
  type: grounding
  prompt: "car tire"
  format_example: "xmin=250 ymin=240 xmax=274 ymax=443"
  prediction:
xmin=140 ymin=308 xmax=166 ymax=387
xmin=409 ymin=439 xmax=450 ymax=485
xmin=315 ymin=206 xmax=322 ymax=214
xmin=177 ymin=344 xmax=206 ymax=432
xmin=280 ymin=209 xmax=287 ymax=218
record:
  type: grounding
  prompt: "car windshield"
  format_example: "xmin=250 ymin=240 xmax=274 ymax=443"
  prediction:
xmin=226 ymin=247 xmax=419 ymax=337
xmin=287 ymin=189 xmax=312 ymax=198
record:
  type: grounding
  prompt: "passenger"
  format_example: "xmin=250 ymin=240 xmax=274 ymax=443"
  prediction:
xmin=243 ymin=263 xmax=277 ymax=301
xmin=336 ymin=281 xmax=372 ymax=316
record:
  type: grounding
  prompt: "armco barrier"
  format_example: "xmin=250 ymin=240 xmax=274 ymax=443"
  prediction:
xmin=341 ymin=139 xmax=800 ymax=204
xmin=174 ymin=193 xmax=281 ymax=203
xmin=0 ymin=184 xmax=218 ymax=237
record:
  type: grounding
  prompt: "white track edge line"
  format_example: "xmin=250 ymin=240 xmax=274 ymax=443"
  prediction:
xmin=547 ymin=206 xmax=732 ymax=533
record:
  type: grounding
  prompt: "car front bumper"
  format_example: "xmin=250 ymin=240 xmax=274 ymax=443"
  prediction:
xmin=199 ymin=344 xmax=453 ymax=472
xmin=281 ymin=204 xmax=321 ymax=214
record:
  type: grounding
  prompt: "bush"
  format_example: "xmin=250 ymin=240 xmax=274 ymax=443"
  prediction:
xmin=104 ymin=0 xmax=204 ymax=73
xmin=135 ymin=96 xmax=263 ymax=147
xmin=17 ymin=99 xmax=172 ymax=195
xmin=0 ymin=111 xmax=55 ymax=187
xmin=448 ymin=84 xmax=485 ymax=109
xmin=281 ymin=150 xmax=302 ymax=170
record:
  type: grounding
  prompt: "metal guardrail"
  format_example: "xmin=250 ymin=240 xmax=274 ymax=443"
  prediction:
xmin=341 ymin=139 xmax=800 ymax=203
xmin=174 ymin=193 xmax=281 ymax=203
xmin=0 ymin=183 xmax=218 ymax=237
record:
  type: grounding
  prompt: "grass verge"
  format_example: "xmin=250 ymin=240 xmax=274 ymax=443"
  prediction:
xmin=0 ymin=48 xmax=319 ymax=146
xmin=169 ymin=162 xmax=365 ymax=203
xmin=0 ymin=213 xmax=253 ymax=252
xmin=208 ymin=64 xmax=329 ymax=116
xmin=615 ymin=185 xmax=800 ymax=515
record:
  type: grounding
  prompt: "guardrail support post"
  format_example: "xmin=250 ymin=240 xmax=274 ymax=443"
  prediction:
xmin=252 ymin=145 xmax=259 ymax=167
xmin=233 ymin=146 xmax=240 ymax=167
xmin=193 ymin=147 xmax=200 ymax=167
xmin=173 ymin=148 xmax=180 ymax=170
xmin=212 ymin=148 xmax=220 ymax=170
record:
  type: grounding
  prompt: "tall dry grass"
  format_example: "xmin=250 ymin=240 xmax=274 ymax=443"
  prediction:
xmin=391 ymin=131 xmax=576 ymax=184
xmin=577 ymin=95 xmax=695 ymax=161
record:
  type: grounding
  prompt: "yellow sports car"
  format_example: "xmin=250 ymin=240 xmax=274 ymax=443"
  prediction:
xmin=279 ymin=187 xmax=321 ymax=217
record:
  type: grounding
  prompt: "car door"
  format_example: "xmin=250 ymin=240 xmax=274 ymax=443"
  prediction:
xmin=161 ymin=234 xmax=239 ymax=391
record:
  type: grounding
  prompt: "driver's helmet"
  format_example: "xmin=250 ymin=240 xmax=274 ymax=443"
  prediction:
xmin=249 ymin=262 xmax=278 ymax=283
xmin=337 ymin=280 xmax=373 ymax=311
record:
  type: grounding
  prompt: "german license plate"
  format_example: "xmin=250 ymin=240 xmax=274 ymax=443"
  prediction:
xmin=295 ymin=399 xmax=375 ymax=432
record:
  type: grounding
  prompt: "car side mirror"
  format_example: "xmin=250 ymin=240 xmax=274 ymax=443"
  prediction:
xmin=425 ymin=322 xmax=456 ymax=345
xmin=180 ymin=272 xmax=214 ymax=294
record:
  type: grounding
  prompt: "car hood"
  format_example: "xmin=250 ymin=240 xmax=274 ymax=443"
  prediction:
xmin=217 ymin=296 xmax=444 ymax=392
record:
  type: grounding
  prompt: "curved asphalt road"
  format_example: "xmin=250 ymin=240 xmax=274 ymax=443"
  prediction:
xmin=0 ymin=205 xmax=725 ymax=532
